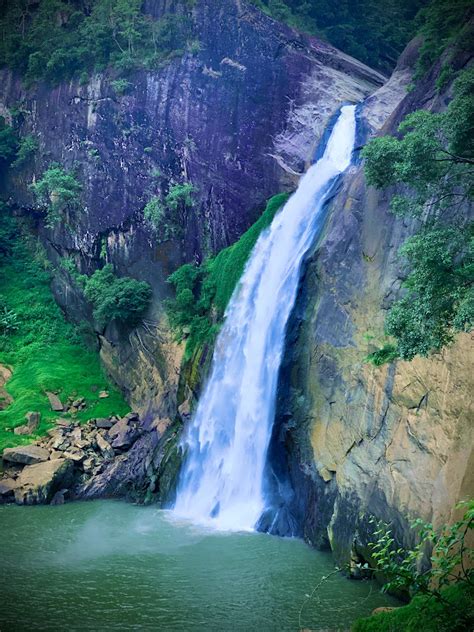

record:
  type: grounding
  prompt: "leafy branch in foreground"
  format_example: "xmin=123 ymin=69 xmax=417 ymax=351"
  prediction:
xmin=366 ymin=501 xmax=473 ymax=604
xmin=363 ymin=67 xmax=474 ymax=363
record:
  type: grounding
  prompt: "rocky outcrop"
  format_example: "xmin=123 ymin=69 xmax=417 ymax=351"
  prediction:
xmin=0 ymin=409 xmax=182 ymax=505
xmin=0 ymin=0 xmax=383 ymax=417
xmin=266 ymin=40 xmax=474 ymax=564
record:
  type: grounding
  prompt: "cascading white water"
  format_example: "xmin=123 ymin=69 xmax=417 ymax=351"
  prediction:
xmin=173 ymin=105 xmax=357 ymax=531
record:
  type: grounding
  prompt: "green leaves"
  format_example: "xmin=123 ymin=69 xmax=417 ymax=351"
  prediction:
xmin=363 ymin=67 xmax=474 ymax=363
xmin=143 ymin=183 xmax=196 ymax=241
xmin=30 ymin=162 xmax=82 ymax=226
xmin=83 ymin=264 xmax=152 ymax=329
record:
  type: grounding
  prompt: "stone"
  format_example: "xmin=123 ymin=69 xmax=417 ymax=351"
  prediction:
xmin=46 ymin=392 xmax=64 ymax=412
xmin=55 ymin=418 xmax=72 ymax=428
xmin=372 ymin=607 xmax=398 ymax=615
xmin=62 ymin=449 xmax=86 ymax=463
xmin=108 ymin=418 xmax=140 ymax=450
xmin=83 ymin=457 xmax=97 ymax=474
xmin=25 ymin=411 xmax=41 ymax=431
xmin=14 ymin=459 xmax=73 ymax=505
xmin=95 ymin=418 xmax=114 ymax=429
xmin=152 ymin=417 xmax=172 ymax=437
xmin=124 ymin=412 xmax=139 ymax=422
xmin=0 ymin=477 xmax=17 ymax=497
xmin=13 ymin=425 xmax=32 ymax=435
xmin=0 ymin=363 xmax=13 ymax=410
xmin=72 ymin=398 xmax=85 ymax=408
xmin=96 ymin=434 xmax=114 ymax=459
xmin=2 ymin=445 xmax=50 ymax=465
xmin=71 ymin=427 xmax=82 ymax=443
xmin=50 ymin=489 xmax=67 ymax=505
xmin=178 ymin=399 xmax=192 ymax=420
xmin=98 ymin=391 xmax=109 ymax=399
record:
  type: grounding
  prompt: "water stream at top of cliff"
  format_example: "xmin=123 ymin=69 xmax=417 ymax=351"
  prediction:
xmin=173 ymin=105 xmax=357 ymax=531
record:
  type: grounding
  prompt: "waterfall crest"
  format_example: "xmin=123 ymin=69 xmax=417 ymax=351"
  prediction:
xmin=173 ymin=105 xmax=357 ymax=531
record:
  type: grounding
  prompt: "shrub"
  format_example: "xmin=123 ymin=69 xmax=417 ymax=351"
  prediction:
xmin=83 ymin=264 xmax=152 ymax=329
xmin=11 ymin=134 xmax=38 ymax=168
xmin=144 ymin=183 xmax=196 ymax=240
xmin=0 ymin=117 xmax=18 ymax=169
xmin=30 ymin=162 xmax=82 ymax=226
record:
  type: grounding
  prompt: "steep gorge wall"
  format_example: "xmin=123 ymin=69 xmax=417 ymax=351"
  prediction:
xmin=0 ymin=0 xmax=383 ymax=419
xmin=270 ymin=39 xmax=474 ymax=564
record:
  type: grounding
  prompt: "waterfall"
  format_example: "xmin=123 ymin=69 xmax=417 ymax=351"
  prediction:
xmin=173 ymin=105 xmax=357 ymax=531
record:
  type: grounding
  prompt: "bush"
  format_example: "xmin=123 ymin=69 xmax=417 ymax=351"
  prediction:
xmin=11 ymin=134 xmax=38 ymax=168
xmin=144 ymin=183 xmax=196 ymax=241
xmin=30 ymin=162 xmax=82 ymax=226
xmin=83 ymin=264 xmax=152 ymax=329
xmin=362 ymin=68 xmax=474 ymax=362
xmin=0 ymin=116 xmax=18 ymax=170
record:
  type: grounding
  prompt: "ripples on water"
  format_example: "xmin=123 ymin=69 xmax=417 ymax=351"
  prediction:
xmin=0 ymin=500 xmax=399 ymax=631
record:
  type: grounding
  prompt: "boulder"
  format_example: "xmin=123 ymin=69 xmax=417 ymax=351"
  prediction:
xmin=96 ymin=434 xmax=114 ymax=459
xmin=2 ymin=445 xmax=50 ymax=465
xmin=25 ymin=411 xmax=41 ymax=431
xmin=13 ymin=425 xmax=31 ymax=435
xmin=98 ymin=391 xmax=109 ymax=399
xmin=0 ymin=477 xmax=17 ymax=499
xmin=108 ymin=418 xmax=140 ymax=450
xmin=46 ymin=392 xmax=64 ymax=412
xmin=178 ymin=399 xmax=192 ymax=420
xmin=95 ymin=418 xmax=114 ymax=429
xmin=14 ymin=459 xmax=73 ymax=505
xmin=50 ymin=489 xmax=68 ymax=505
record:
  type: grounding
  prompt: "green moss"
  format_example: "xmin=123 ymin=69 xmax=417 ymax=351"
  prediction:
xmin=166 ymin=192 xmax=290 ymax=358
xmin=0 ymin=214 xmax=129 ymax=452
xmin=207 ymin=192 xmax=290 ymax=314
xmin=352 ymin=584 xmax=474 ymax=632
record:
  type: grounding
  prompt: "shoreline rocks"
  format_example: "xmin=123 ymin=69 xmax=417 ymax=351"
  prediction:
xmin=1 ymin=411 xmax=148 ymax=506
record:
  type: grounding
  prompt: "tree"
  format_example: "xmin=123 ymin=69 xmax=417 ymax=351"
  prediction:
xmin=30 ymin=162 xmax=82 ymax=226
xmin=363 ymin=68 xmax=474 ymax=362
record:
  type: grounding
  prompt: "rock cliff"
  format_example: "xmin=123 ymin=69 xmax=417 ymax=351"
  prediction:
xmin=0 ymin=0 xmax=383 ymax=417
xmin=266 ymin=38 xmax=474 ymax=563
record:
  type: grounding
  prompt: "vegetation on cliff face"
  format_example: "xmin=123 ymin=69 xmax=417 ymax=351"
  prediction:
xmin=83 ymin=264 xmax=152 ymax=329
xmin=0 ymin=0 xmax=194 ymax=85
xmin=249 ymin=0 xmax=427 ymax=74
xmin=353 ymin=500 xmax=474 ymax=631
xmin=363 ymin=67 xmax=474 ymax=362
xmin=167 ymin=192 xmax=290 ymax=358
xmin=0 ymin=209 xmax=129 ymax=451
xmin=31 ymin=163 xmax=82 ymax=227
xmin=144 ymin=183 xmax=196 ymax=242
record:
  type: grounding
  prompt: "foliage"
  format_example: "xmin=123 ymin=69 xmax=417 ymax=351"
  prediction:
xmin=83 ymin=263 xmax=152 ymax=329
xmin=353 ymin=501 xmax=474 ymax=630
xmin=166 ymin=192 xmax=290 ymax=358
xmin=0 ymin=117 xmax=18 ymax=170
xmin=352 ymin=583 xmax=474 ymax=632
xmin=249 ymin=0 xmax=427 ymax=74
xmin=0 ymin=296 xmax=19 ymax=336
xmin=414 ymin=0 xmax=474 ymax=80
xmin=11 ymin=134 xmax=38 ymax=168
xmin=110 ymin=78 xmax=131 ymax=95
xmin=0 ymin=211 xmax=129 ymax=450
xmin=362 ymin=68 xmax=474 ymax=362
xmin=144 ymin=183 xmax=196 ymax=241
xmin=366 ymin=344 xmax=398 ymax=366
xmin=0 ymin=0 xmax=194 ymax=85
xmin=30 ymin=162 xmax=82 ymax=226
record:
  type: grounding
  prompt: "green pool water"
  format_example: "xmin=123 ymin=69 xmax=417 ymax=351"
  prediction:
xmin=0 ymin=500 xmax=398 ymax=631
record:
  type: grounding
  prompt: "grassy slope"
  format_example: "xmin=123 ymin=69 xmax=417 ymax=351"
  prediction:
xmin=352 ymin=584 xmax=474 ymax=632
xmin=207 ymin=192 xmax=290 ymax=314
xmin=0 ymin=219 xmax=129 ymax=452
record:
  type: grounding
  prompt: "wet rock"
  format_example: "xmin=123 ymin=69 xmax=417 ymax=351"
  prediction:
xmin=0 ymin=477 xmax=17 ymax=499
xmin=46 ymin=392 xmax=64 ymax=412
xmin=50 ymin=489 xmax=68 ymax=505
xmin=2 ymin=445 xmax=50 ymax=465
xmin=14 ymin=459 xmax=73 ymax=505
xmin=178 ymin=399 xmax=192 ymax=420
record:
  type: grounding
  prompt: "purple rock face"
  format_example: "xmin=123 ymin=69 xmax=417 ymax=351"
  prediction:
xmin=0 ymin=0 xmax=382 ymax=416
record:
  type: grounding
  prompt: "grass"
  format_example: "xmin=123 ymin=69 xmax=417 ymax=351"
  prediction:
xmin=352 ymin=584 xmax=474 ymax=632
xmin=0 ymin=215 xmax=129 ymax=452
xmin=206 ymin=192 xmax=291 ymax=314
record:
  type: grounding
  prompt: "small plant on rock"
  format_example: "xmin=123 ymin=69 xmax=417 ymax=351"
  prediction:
xmin=31 ymin=162 xmax=82 ymax=226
